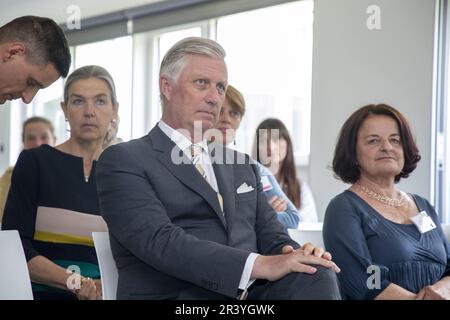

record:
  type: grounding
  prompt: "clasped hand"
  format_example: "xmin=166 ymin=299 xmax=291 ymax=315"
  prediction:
xmin=415 ymin=285 xmax=450 ymax=300
xmin=252 ymin=242 xmax=340 ymax=282
xmin=72 ymin=277 xmax=102 ymax=300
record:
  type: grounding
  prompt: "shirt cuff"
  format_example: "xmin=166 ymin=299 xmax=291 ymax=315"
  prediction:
xmin=238 ymin=253 xmax=259 ymax=290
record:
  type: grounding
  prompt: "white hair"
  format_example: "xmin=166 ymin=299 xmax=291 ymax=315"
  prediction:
xmin=159 ymin=37 xmax=226 ymax=107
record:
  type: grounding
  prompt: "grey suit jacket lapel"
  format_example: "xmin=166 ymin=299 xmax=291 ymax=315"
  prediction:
xmin=212 ymin=147 xmax=236 ymax=226
xmin=150 ymin=126 xmax=227 ymax=227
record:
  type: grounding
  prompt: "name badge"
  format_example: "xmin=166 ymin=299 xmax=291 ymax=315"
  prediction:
xmin=410 ymin=210 xmax=437 ymax=234
xmin=261 ymin=176 xmax=273 ymax=192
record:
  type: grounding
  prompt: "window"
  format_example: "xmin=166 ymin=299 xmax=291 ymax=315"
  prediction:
xmin=151 ymin=27 xmax=203 ymax=122
xmin=159 ymin=27 xmax=202 ymax=62
xmin=434 ymin=0 xmax=450 ymax=224
xmin=33 ymin=78 xmax=66 ymax=146
xmin=217 ymin=1 xmax=314 ymax=163
xmin=2 ymin=0 xmax=315 ymax=174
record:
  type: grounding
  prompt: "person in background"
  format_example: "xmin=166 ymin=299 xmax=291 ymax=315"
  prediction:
xmin=0 ymin=16 xmax=71 ymax=105
xmin=253 ymin=118 xmax=318 ymax=222
xmin=212 ymin=85 xmax=300 ymax=229
xmin=323 ymin=104 xmax=450 ymax=300
xmin=2 ymin=65 xmax=119 ymax=300
xmin=0 ymin=116 xmax=56 ymax=221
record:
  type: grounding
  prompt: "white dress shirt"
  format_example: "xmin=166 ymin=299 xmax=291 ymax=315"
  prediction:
xmin=158 ymin=120 xmax=218 ymax=192
xmin=158 ymin=120 xmax=257 ymax=292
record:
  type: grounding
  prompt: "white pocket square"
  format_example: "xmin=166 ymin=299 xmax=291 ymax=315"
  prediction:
xmin=236 ymin=182 xmax=254 ymax=194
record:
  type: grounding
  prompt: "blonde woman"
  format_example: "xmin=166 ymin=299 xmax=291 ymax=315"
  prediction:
xmin=2 ymin=65 xmax=119 ymax=300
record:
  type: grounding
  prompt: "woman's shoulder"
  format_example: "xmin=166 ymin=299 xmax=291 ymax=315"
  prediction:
xmin=19 ymin=144 xmax=57 ymax=158
xmin=409 ymin=193 xmax=438 ymax=216
xmin=409 ymin=193 xmax=430 ymax=204
xmin=327 ymin=189 xmax=354 ymax=206
xmin=324 ymin=190 xmax=371 ymax=230
xmin=325 ymin=190 xmax=364 ymax=216
xmin=15 ymin=145 xmax=66 ymax=172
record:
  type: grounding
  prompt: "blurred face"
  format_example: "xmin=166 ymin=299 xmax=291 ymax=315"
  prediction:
xmin=160 ymin=55 xmax=227 ymax=138
xmin=0 ymin=43 xmax=60 ymax=105
xmin=258 ymin=133 xmax=288 ymax=167
xmin=23 ymin=121 xmax=55 ymax=149
xmin=356 ymin=114 xmax=404 ymax=180
xmin=62 ymin=78 xmax=118 ymax=143
xmin=215 ymin=98 xmax=242 ymax=145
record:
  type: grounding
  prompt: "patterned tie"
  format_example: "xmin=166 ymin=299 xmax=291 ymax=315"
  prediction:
xmin=190 ymin=144 xmax=224 ymax=212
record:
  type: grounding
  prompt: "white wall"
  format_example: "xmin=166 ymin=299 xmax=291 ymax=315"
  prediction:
xmin=310 ymin=0 xmax=437 ymax=220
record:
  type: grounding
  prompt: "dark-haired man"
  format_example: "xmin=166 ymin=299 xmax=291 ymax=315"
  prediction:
xmin=0 ymin=16 xmax=71 ymax=105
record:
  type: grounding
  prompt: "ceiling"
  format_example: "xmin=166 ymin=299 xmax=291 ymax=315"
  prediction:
xmin=0 ymin=0 xmax=166 ymax=26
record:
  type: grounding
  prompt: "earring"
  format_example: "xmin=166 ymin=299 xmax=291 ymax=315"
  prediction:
xmin=111 ymin=118 xmax=117 ymax=124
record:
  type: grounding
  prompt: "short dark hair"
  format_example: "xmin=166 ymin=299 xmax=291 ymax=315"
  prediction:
xmin=332 ymin=104 xmax=421 ymax=183
xmin=0 ymin=16 xmax=71 ymax=77
xmin=22 ymin=116 xmax=55 ymax=142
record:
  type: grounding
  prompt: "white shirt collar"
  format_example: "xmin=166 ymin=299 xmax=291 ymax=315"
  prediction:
xmin=225 ymin=141 xmax=238 ymax=151
xmin=158 ymin=120 xmax=208 ymax=155
xmin=158 ymin=120 xmax=218 ymax=192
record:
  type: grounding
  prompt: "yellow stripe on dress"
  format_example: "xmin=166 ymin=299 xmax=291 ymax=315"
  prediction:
xmin=34 ymin=230 xmax=95 ymax=247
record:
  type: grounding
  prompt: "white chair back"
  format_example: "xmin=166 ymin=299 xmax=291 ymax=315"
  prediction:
xmin=0 ymin=230 xmax=33 ymax=300
xmin=298 ymin=222 xmax=323 ymax=231
xmin=288 ymin=228 xmax=325 ymax=249
xmin=92 ymin=232 xmax=118 ymax=300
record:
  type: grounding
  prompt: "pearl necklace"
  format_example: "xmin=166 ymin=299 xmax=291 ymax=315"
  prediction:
xmin=354 ymin=183 xmax=408 ymax=208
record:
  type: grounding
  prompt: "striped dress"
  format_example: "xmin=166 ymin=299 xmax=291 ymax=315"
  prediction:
xmin=2 ymin=145 xmax=107 ymax=299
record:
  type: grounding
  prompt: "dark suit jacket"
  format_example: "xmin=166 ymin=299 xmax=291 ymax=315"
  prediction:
xmin=96 ymin=125 xmax=298 ymax=299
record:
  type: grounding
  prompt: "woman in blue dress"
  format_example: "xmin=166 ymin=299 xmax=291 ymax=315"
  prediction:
xmin=323 ymin=104 xmax=450 ymax=300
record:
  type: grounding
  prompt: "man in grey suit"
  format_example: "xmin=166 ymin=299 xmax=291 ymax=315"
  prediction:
xmin=96 ymin=37 xmax=341 ymax=300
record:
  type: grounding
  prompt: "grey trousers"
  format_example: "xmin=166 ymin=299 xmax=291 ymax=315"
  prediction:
xmin=175 ymin=265 xmax=341 ymax=300
xmin=247 ymin=265 xmax=342 ymax=300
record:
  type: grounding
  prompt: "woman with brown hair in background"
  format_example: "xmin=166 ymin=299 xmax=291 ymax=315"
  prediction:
xmin=254 ymin=118 xmax=318 ymax=222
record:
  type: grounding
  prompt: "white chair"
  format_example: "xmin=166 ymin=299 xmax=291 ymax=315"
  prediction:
xmin=288 ymin=228 xmax=325 ymax=249
xmin=298 ymin=222 xmax=323 ymax=231
xmin=92 ymin=232 xmax=118 ymax=300
xmin=0 ymin=230 xmax=33 ymax=300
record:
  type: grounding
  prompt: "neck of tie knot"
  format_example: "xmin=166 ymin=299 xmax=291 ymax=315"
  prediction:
xmin=189 ymin=144 xmax=224 ymax=213
xmin=190 ymin=144 xmax=203 ymax=163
